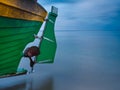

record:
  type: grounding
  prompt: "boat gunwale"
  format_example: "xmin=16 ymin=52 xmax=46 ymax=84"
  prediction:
xmin=0 ymin=0 xmax=47 ymax=21
xmin=0 ymin=3 xmax=45 ymax=19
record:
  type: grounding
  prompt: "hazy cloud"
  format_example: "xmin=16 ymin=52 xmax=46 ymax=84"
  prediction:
xmin=38 ymin=0 xmax=120 ymax=30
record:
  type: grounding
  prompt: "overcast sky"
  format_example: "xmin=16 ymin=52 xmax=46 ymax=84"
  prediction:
xmin=38 ymin=0 xmax=120 ymax=31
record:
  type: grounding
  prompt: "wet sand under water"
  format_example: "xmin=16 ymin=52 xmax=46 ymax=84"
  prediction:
xmin=0 ymin=30 xmax=120 ymax=90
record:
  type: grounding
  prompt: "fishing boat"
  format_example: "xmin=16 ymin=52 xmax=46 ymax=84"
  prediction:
xmin=0 ymin=0 xmax=58 ymax=78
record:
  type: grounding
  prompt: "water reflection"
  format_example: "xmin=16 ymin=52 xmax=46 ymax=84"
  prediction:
xmin=0 ymin=73 xmax=53 ymax=90
xmin=25 ymin=73 xmax=53 ymax=90
xmin=1 ymin=83 xmax=26 ymax=90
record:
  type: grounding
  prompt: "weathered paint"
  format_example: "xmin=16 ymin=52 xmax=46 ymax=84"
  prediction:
xmin=0 ymin=0 xmax=47 ymax=22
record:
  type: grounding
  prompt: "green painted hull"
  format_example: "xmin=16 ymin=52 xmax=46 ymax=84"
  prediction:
xmin=37 ymin=12 xmax=57 ymax=63
xmin=0 ymin=16 xmax=42 ymax=76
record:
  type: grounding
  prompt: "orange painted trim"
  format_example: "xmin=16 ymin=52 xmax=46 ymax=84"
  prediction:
xmin=0 ymin=0 xmax=47 ymax=21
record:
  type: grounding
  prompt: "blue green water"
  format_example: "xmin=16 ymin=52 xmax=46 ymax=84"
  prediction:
xmin=0 ymin=30 xmax=120 ymax=90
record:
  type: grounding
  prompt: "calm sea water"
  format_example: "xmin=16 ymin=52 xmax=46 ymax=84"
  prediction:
xmin=0 ymin=30 xmax=120 ymax=90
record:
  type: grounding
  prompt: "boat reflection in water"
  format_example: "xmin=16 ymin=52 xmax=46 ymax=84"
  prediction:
xmin=0 ymin=73 xmax=53 ymax=90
